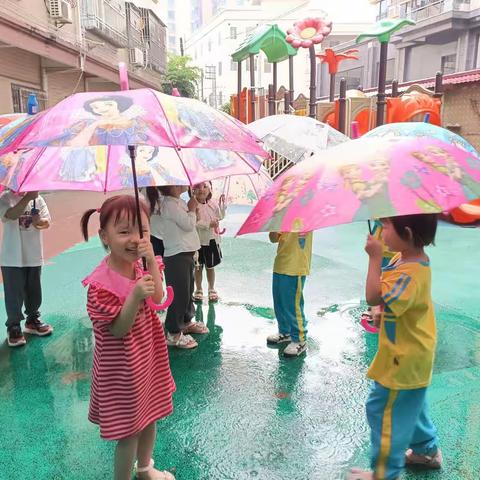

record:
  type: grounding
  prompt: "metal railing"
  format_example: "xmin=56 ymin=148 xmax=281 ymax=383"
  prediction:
xmin=378 ymin=0 xmax=471 ymax=21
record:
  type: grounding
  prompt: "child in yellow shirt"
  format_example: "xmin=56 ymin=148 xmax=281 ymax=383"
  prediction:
xmin=348 ymin=214 xmax=442 ymax=480
xmin=266 ymin=232 xmax=313 ymax=357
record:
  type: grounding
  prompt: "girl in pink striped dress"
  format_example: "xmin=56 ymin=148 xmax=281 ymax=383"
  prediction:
xmin=81 ymin=195 xmax=175 ymax=480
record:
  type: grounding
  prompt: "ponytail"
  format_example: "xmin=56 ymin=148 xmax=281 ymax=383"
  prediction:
xmin=81 ymin=209 xmax=97 ymax=241
xmin=145 ymin=186 xmax=160 ymax=215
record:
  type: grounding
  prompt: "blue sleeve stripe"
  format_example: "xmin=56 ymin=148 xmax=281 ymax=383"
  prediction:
xmin=385 ymin=276 xmax=412 ymax=306
xmin=383 ymin=274 xmax=408 ymax=304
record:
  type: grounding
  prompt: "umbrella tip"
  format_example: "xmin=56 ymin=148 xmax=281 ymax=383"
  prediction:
xmin=118 ymin=62 xmax=130 ymax=91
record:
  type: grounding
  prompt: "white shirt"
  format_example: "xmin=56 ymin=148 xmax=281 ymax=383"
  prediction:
xmin=0 ymin=192 xmax=51 ymax=267
xmin=196 ymin=200 xmax=226 ymax=246
xmin=140 ymin=189 xmax=163 ymax=240
xmin=159 ymin=196 xmax=200 ymax=257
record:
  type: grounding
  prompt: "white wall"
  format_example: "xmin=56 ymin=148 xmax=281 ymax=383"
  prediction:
xmin=404 ymin=41 xmax=457 ymax=81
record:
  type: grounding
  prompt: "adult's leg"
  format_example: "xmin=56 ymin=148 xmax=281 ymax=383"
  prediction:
xmin=272 ymin=273 xmax=292 ymax=336
xmin=114 ymin=434 xmax=139 ymax=480
xmin=367 ymin=382 xmax=427 ymax=480
xmin=1 ymin=267 xmax=26 ymax=329
xmin=24 ymin=266 xmax=42 ymax=322
xmin=164 ymin=254 xmax=192 ymax=334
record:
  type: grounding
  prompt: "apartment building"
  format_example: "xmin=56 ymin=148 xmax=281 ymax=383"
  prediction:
xmin=0 ymin=0 xmax=167 ymax=112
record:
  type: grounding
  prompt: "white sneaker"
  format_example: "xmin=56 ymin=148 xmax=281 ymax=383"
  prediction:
xmin=266 ymin=333 xmax=291 ymax=345
xmin=283 ymin=341 xmax=307 ymax=357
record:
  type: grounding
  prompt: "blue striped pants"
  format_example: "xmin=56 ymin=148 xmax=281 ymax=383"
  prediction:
xmin=272 ymin=273 xmax=307 ymax=342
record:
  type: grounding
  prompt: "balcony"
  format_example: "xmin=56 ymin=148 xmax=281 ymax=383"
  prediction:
xmin=378 ymin=0 xmax=471 ymax=21
xmin=81 ymin=0 xmax=128 ymax=48
xmin=140 ymin=8 xmax=167 ymax=73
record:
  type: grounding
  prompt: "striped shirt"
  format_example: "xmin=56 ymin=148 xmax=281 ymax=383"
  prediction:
xmin=86 ymin=279 xmax=175 ymax=440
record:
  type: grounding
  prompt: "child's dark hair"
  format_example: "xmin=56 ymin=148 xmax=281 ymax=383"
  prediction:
xmin=389 ymin=214 xmax=438 ymax=248
xmin=193 ymin=181 xmax=213 ymax=202
xmin=81 ymin=195 xmax=150 ymax=246
xmin=145 ymin=186 xmax=161 ymax=214
xmin=83 ymin=95 xmax=133 ymax=114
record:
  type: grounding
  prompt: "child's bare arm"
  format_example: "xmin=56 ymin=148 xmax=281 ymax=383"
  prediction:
xmin=4 ymin=192 xmax=38 ymax=220
xmin=269 ymin=232 xmax=280 ymax=243
xmin=109 ymin=277 xmax=154 ymax=338
xmin=365 ymin=235 xmax=383 ymax=306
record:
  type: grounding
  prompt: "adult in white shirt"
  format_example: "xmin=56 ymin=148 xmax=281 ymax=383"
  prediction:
xmin=158 ymin=185 xmax=209 ymax=349
xmin=0 ymin=190 xmax=53 ymax=347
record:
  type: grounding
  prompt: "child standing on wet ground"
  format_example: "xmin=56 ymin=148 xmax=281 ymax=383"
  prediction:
xmin=81 ymin=195 xmax=175 ymax=480
xmin=0 ymin=190 xmax=53 ymax=347
xmin=348 ymin=213 xmax=442 ymax=480
xmin=158 ymin=185 xmax=209 ymax=349
xmin=266 ymin=231 xmax=313 ymax=358
xmin=191 ymin=181 xmax=226 ymax=303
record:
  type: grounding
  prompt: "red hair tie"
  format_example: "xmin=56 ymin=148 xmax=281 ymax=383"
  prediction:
xmin=96 ymin=208 xmax=101 ymax=213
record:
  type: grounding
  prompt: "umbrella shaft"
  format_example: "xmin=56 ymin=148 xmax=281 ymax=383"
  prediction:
xmin=128 ymin=145 xmax=147 ymax=271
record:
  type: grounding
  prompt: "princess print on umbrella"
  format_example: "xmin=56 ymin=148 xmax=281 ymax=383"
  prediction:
xmin=31 ymin=95 xmax=150 ymax=183
xmin=339 ymin=157 xmax=396 ymax=221
xmin=118 ymin=145 xmax=186 ymax=188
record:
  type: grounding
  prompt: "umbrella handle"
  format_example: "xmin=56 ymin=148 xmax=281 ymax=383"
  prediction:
xmin=360 ymin=317 xmax=379 ymax=334
xmin=215 ymin=226 xmax=226 ymax=235
xmin=145 ymin=285 xmax=175 ymax=311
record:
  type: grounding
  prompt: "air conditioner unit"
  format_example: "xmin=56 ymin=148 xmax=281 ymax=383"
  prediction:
xmin=48 ymin=0 xmax=73 ymax=24
xmin=129 ymin=47 xmax=145 ymax=67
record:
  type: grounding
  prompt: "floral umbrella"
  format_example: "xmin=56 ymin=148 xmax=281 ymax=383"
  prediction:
xmin=237 ymin=136 xmax=480 ymax=235
xmin=364 ymin=122 xmax=480 ymax=223
xmin=212 ymin=165 xmax=272 ymax=206
xmin=246 ymin=114 xmax=348 ymax=164
xmin=0 ymin=89 xmax=268 ymax=193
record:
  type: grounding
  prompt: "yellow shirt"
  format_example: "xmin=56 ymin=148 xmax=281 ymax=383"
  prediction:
xmin=367 ymin=254 xmax=437 ymax=390
xmin=273 ymin=232 xmax=313 ymax=276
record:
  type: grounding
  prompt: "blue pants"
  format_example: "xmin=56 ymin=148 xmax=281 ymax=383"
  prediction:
xmin=272 ymin=273 xmax=307 ymax=342
xmin=367 ymin=382 xmax=439 ymax=480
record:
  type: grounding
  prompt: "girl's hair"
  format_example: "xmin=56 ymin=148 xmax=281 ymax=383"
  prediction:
xmin=145 ymin=186 xmax=161 ymax=214
xmin=83 ymin=95 xmax=134 ymax=114
xmin=81 ymin=195 xmax=150 ymax=244
xmin=193 ymin=181 xmax=213 ymax=202
xmin=388 ymin=214 xmax=438 ymax=248
xmin=158 ymin=185 xmax=174 ymax=197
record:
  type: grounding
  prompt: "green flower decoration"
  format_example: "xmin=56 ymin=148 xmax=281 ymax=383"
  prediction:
xmin=356 ymin=18 xmax=416 ymax=44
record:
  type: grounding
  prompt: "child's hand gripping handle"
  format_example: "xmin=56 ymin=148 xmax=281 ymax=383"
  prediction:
xmin=142 ymin=270 xmax=174 ymax=311
xmin=360 ymin=317 xmax=379 ymax=334
xmin=214 ymin=226 xmax=226 ymax=235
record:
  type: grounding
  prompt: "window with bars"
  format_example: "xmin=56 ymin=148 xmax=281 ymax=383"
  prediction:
xmin=441 ymin=54 xmax=456 ymax=74
xmin=11 ymin=85 xmax=47 ymax=113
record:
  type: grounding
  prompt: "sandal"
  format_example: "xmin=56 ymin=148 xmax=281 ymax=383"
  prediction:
xmin=183 ymin=321 xmax=209 ymax=335
xmin=136 ymin=459 xmax=175 ymax=479
xmin=193 ymin=290 xmax=204 ymax=302
xmin=208 ymin=289 xmax=219 ymax=303
xmin=166 ymin=332 xmax=198 ymax=349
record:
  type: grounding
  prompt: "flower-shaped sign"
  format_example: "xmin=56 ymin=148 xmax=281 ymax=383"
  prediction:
xmin=316 ymin=48 xmax=359 ymax=74
xmin=286 ymin=17 xmax=332 ymax=49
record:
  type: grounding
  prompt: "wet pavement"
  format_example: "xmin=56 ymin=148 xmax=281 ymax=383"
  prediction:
xmin=0 ymin=206 xmax=479 ymax=479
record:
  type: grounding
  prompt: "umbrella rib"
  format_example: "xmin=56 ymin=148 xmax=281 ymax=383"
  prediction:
xmin=148 ymin=88 xmax=180 ymax=148
xmin=104 ymin=145 xmax=110 ymax=193
xmin=16 ymin=146 xmax=46 ymax=192
xmin=175 ymin=148 xmax=193 ymax=186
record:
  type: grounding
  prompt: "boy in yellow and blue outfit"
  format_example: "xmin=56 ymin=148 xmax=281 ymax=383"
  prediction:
xmin=267 ymin=232 xmax=313 ymax=358
xmin=349 ymin=214 xmax=442 ymax=480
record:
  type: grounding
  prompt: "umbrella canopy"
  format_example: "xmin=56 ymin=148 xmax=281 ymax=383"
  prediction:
xmin=212 ymin=166 xmax=272 ymax=206
xmin=0 ymin=89 xmax=268 ymax=192
xmin=246 ymin=115 xmax=348 ymax=164
xmin=237 ymin=136 xmax=480 ymax=235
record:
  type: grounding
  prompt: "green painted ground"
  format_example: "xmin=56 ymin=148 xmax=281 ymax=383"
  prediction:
xmin=0 ymin=219 xmax=479 ymax=480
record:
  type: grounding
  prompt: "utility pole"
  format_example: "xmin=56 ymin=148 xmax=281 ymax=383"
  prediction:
xmin=180 ymin=37 xmax=184 ymax=56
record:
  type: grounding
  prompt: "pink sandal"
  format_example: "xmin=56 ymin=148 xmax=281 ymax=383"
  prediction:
xmin=183 ymin=321 xmax=209 ymax=335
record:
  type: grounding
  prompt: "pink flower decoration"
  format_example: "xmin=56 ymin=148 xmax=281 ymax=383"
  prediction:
xmin=286 ymin=17 xmax=332 ymax=49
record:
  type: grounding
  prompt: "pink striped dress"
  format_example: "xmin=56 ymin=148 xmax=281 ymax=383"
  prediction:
xmin=82 ymin=257 xmax=175 ymax=440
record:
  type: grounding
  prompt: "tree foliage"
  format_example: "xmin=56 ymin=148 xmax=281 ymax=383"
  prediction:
xmin=161 ymin=54 xmax=201 ymax=98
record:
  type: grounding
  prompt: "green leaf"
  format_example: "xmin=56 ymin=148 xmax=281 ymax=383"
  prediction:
xmin=356 ymin=18 xmax=416 ymax=44
xmin=161 ymin=54 xmax=201 ymax=98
